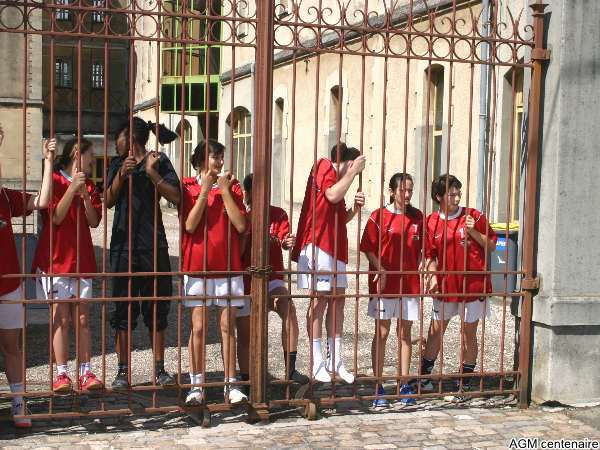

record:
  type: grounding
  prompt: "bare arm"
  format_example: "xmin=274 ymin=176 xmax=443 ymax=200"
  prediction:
xmin=147 ymin=168 xmax=181 ymax=205
xmin=465 ymin=215 xmax=496 ymax=253
xmin=185 ymin=190 xmax=209 ymax=234
xmin=27 ymin=140 xmax=55 ymax=211
xmin=81 ymin=191 xmax=100 ymax=228
xmin=364 ymin=250 xmax=386 ymax=291
xmin=324 ymin=155 xmax=366 ymax=205
xmin=346 ymin=191 xmax=365 ymax=223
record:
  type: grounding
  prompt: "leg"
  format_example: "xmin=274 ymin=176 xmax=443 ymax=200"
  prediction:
xmin=371 ymin=319 xmax=391 ymax=379
xmin=236 ymin=315 xmax=250 ymax=376
xmin=219 ymin=306 xmax=238 ymax=380
xmin=462 ymin=320 xmax=480 ymax=366
xmin=52 ymin=303 xmax=71 ymax=370
xmin=398 ymin=320 xmax=413 ymax=378
xmin=270 ymin=286 xmax=299 ymax=353
xmin=325 ymin=290 xmax=354 ymax=383
xmin=0 ymin=329 xmax=23 ymax=385
xmin=189 ymin=307 xmax=207 ymax=376
xmin=423 ymin=318 xmax=450 ymax=362
xmin=71 ymin=302 xmax=91 ymax=367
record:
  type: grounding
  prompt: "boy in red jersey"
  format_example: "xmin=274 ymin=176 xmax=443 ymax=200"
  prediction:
xmin=421 ymin=174 xmax=497 ymax=399
xmin=0 ymin=126 xmax=55 ymax=427
xmin=291 ymin=143 xmax=366 ymax=383
xmin=181 ymin=139 xmax=248 ymax=406
xmin=33 ymin=138 xmax=103 ymax=394
xmin=236 ymin=174 xmax=308 ymax=389
xmin=360 ymin=173 xmax=423 ymax=407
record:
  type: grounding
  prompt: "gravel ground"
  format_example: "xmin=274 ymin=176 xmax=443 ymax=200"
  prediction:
xmin=0 ymin=204 xmax=517 ymax=406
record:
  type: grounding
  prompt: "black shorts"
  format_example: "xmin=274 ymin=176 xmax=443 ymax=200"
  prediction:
xmin=109 ymin=248 xmax=172 ymax=332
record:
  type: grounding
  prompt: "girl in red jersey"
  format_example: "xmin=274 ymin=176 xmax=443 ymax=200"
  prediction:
xmin=421 ymin=174 xmax=497 ymax=399
xmin=360 ymin=173 xmax=423 ymax=408
xmin=33 ymin=138 xmax=103 ymax=394
xmin=181 ymin=139 xmax=248 ymax=406
xmin=0 ymin=126 xmax=55 ymax=428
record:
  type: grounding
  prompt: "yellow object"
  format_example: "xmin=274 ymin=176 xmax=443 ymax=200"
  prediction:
xmin=490 ymin=222 xmax=519 ymax=232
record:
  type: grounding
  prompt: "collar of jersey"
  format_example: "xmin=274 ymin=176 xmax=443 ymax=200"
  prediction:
xmin=60 ymin=169 xmax=73 ymax=183
xmin=195 ymin=175 xmax=218 ymax=189
xmin=385 ymin=203 xmax=409 ymax=214
xmin=438 ymin=206 xmax=462 ymax=220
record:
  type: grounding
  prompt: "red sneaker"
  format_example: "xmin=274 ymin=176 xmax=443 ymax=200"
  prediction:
xmin=11 ymin=402 xmax=32 ymax=428
xmin=79 ymin=371 xmax=104 ymax=391
xmin=52 ymin=373 xmax=72 ymax=394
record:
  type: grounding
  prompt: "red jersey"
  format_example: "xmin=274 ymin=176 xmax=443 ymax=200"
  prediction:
xmin=425 ymin=207 xmax=497 ymax=302
xmin=242 ymin=205 xmax=290 ymax=293
xmin=0 ymin=188 xmax=32 ymax=296
xmin=291 ymin=158 xmax=348 ymax=263
xmin=181 ymin=177 xmax=246 ymax=276
xmin=360 ymin=205 xmax=423 ymax=296
xmin=33 ymin=171 xmax=102 ymax=275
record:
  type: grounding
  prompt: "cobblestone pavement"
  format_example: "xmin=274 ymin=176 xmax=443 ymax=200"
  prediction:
xmin=1 ymin=403 xmax=599 ymax=449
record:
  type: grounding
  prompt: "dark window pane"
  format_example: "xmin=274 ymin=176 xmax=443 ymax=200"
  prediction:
xmin=161 ymin=84 xmax=175 ymax=111
xmin=209 ymin=82 xmax=218 ymax=111
xmin=190 ymin=83 xmax=205 ymax=111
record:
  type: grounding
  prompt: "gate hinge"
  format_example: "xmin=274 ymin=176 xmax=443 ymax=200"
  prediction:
xmin=521 ymin=277 xmax=540 ymax=291
xmin=531 ymin=48 xmax=551 ymax=61
xmin=247 ymin=265 xmax=273 ymax=278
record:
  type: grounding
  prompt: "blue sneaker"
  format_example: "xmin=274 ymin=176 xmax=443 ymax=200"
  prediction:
xmin=398 ymin=384 xmax=416 ymax=405
xmin=372 ymin=384 xmax=389 ymax=408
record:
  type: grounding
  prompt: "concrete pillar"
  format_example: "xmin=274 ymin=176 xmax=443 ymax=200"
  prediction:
xmin=529 ymin=0 xmax=600 ymax=405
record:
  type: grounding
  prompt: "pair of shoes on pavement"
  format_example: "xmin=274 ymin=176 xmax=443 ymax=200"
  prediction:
xmin=371 ymin=384 xmax=417 ymax=408
xmin=185 ymin=383 xmax=248 ymax=406
xmin=53 ymin=371 xmax=104 ymax=394
xmin=289 ymin=369 xmax=309 ymax=385
xmin=312 ymin=360 xmax=355 ymax=384
xmin=111 ymin=369 xmax=175 ymax=390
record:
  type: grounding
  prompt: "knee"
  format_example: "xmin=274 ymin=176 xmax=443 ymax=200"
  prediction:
xmin=78 ymin=314 xmax=90 ymax=331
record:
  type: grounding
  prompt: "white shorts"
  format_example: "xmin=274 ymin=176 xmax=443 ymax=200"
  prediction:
xmin=183 ymin=275 xmax=248 ymax=309
xmin=431 ymin=298 xmax=492 ymax=323
xmin=0 ymin=287 xmax=25 ymax=329
xmin=236 ymin=279 xmax=288 ymax=318
xmin=296 ymin=244 xmax=347 ymax=292
xmin=368 ymin=297 xmax=420 ymax=321
xmin=36 ymin=272 xmax=93 ymax=301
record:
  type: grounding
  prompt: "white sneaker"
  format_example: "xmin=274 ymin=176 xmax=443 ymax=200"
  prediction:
xmin=227 ymin=388 xmax=248 ymax=404
xmin=312 ymin=361 xmax=331 ymax=383
xmin=327 ymin=360 xmax=355 ymax=384
xmin=11 ymin=402 xmax=32 ymax=428
xmin=185 ymin=388 xmax=203 ymax=406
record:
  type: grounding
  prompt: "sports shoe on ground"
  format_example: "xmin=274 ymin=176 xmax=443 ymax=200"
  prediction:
xmin=327 ymin=359 xmax=355 ymax=384
xmin=111 ymin=369 xmax=129 ymax=390
xmin=372 ymin=384 xmax=389 ymax=408
xmin=398 ymin=383 xmax=417 ymax=405
xmin=185 ymin=388 xmax=203 ymax=406
xmin=412 ymin=378 xmax=434 ymax=392
xmin=227 ymin=387 xmax=248 ymax=404
xmin=156 ymin=370 xmax=176 ymax=386
xmin=52 ymin=373 xmax=72 ymax=394
xmin=289 ymin=369 xmax=309 ymax=385
xmin=11 ymin=402 xmax=32 ymax=428
xmin=79 ymin=371 xmax=104 ymax=391
xmin=312 ymin=361 xmax=332 ymax=383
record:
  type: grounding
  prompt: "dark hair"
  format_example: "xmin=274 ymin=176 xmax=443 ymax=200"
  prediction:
xmin=190 ymin=139 xmax=225 ymax=170
xmin=388 ymin=172 xmax=414 ymax=204
xmin=114 ymin=117 xmax=177 ymax=147
xmin=330 ymin=142 xmax=360 ymax=163
xmin=431 ymin=174 xmax=462 ymax=204
xmin=243 ymin=173 xmax=253 ymax=192
xmin=54 ymin=137 xmax=93 ymax=172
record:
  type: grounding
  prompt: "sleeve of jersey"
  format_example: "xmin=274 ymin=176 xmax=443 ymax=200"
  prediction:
xmin=359 ymin=213 xmax=379 ymax=254
xmin=231 ymin=183 xmax=246 ymax=215
xmin=159 ymin=154 xmax=180 ymax=188
xmin=6 ymin=189 xmax=32 ymax=218
xmin=315 ymin=160 xmax=337 ymax=193
xmin=48 ymin=178 xmax=62 ymax=210
xmin=276 ymin=210 xmax=290 ymax=241
xmin=179 ymin=184 xmax=194 ymax=224
xmin=474 ymin=211 xmax=497 ymax=244
xmin=424 ymin=219 xmax=437 ymax=260
xmin=89 ymin=182 xmax=103 ymax=222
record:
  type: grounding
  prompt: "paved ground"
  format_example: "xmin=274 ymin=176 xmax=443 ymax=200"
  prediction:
xmin=1 ymin=402 xmax=599 ymax=449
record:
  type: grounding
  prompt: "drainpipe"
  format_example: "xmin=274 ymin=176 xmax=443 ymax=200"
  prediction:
xmin=476 ymin=0 xmax=491 ymax=213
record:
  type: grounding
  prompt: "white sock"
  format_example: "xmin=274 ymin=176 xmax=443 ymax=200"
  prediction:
xmin=190 ymin=373 xmax=204 ymax=387
xmin=312 ymin=339 xmax=323 ymax=366
xmin=10 ymin=383 xmax=24 ymax=409
xmin=57 ymin=364 xmax=69 ymax=376
xmin=79 ymin=362 xmax=91 ymax=377
xmin=327 ymin=337 xmax=343 ymax=366
xmin=225 ymin=377 xmax=238 ymax=392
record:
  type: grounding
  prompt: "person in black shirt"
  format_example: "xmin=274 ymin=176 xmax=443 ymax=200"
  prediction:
xmin=105 ymin=117 xmax=180 ymax=389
